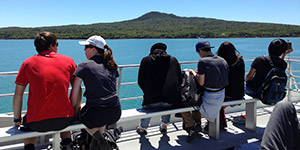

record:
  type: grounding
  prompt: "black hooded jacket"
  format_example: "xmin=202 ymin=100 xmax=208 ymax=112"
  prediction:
xmin=138 ymin=49 xmax=182 ymax=106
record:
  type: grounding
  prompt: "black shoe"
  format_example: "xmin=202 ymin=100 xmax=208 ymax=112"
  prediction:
xmin=204 ymin=123 xmax=209 ymax=132
xmin=60 ymin=138 xmax=74 ymax=150
xmin=186 ymin=125 xmax=201 ymax=143
xmin=159 ymin=124 xmax=167 ymax=134
xmin=24 ymin=144 xmax=35 ymax=150
xmin=93 ymin=131 xmax=112 ymax=150
xmin=187 ymin=129 xmax=197 ymax=143
xmin=136 ymin=126 xmax=147 ymax=135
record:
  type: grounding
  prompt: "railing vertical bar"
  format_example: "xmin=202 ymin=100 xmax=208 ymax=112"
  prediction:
xmin=52 ymin=133 xmax=60 ymax=150
xmin=288 ymin=61 xmax=293 ymax=101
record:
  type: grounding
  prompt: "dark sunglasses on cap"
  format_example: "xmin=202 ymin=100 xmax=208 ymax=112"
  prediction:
xmin=85 ymin=45 xmax=95 ymax=49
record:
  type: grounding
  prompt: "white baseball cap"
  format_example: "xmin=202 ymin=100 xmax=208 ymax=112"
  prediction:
xmin=79 ymin=35 xmax=107 ymax=49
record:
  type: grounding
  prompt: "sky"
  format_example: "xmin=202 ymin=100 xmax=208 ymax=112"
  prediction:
xmin=0 ymin=0 xmax=299 ymax=28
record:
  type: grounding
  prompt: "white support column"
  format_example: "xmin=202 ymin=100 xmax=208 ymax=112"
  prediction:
xmin=52 ymin=133 xmax=60 ymax=150
xmin=245 ymin=102 xmax=257 ymax=131
xmin=208 ymin=113 xmax=220 ymax=140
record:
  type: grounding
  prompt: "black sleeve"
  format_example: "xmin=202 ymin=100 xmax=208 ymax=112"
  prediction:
xmin=73 ymin=62 xmax=86 ymax=79
xmin=138 ymin=58 xmax=146 ymax=91
xmin=174 ymin=57 xmax=182 ymax=87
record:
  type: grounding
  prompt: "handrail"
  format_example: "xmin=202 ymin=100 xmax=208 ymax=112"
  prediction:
xmin=1 ymin=57 xmax=300 ymax=102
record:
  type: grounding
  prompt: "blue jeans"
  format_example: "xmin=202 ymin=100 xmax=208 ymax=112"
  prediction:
xmin=245 ymin=81 xmax=257 ymax=98
xmin=140 ymin=102 xmax=172 ymax=128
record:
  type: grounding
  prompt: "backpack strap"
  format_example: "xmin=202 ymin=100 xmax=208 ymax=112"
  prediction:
xmin=264 ymin=56 xmax=275 ymax=68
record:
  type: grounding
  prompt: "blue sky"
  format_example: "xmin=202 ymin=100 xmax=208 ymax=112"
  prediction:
xmin=0 ymin=0 xmax=299 ymax=28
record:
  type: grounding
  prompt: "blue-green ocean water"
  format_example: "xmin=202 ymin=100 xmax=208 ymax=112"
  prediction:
xmin=1 ymin=38 xmax=300 ymax=113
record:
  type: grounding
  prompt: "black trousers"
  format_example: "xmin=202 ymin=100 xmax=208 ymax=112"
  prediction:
xmin=260 ymin=101 xmax=300 ymax=150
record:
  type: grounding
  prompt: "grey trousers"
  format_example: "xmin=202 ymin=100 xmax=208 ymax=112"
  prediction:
xmin=260 ymin=100 xmax=300 ymax=150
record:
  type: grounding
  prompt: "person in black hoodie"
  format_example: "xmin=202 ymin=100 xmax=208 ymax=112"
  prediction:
xmin=136 ymin=43 xmax=182 ymax=135
xmin=216 ymin=41 xmax=245 ymax=129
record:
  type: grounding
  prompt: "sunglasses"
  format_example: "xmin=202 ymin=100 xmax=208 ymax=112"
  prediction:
xmin=85 ymin=45 xmax=95 ymax=49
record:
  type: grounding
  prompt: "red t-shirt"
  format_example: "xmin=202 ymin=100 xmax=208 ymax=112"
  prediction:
xmin=15 ymin=51 xmax=76 ymax=123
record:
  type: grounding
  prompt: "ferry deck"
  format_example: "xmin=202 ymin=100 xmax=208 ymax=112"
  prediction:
xmin=1 ymin=58 xmax=300 ymax=150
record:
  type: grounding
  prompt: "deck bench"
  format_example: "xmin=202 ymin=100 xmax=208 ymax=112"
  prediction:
xmin=208 ymin=95 xmax=259 ymax=140
xmin=0 ymin=107 xmax=196 ymax=149
xmin=0 ymin=95 xmax=258 ymax=149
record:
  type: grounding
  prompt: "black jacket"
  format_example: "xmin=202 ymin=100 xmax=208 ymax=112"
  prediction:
xmin=138 ymin=49 xmax=182 ymax=106
xmin=225 ymin=58 xmax=245 ymax=100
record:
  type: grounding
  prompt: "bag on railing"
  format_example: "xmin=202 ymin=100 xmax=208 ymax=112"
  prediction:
xmin=180 ymin=70 xmax=203 ymax=107
xmin=256 ymin=56 xmax=287 ymax=105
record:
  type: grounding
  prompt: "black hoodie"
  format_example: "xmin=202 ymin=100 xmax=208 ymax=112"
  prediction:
xmin=138 ymin=49 xmax=182 ymax=107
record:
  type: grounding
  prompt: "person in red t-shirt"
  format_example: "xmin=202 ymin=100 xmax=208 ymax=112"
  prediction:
xmin=13 ymin=32 xmax=80 ymax=150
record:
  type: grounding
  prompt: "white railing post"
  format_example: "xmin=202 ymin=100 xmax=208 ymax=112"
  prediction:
xmin=52 ymin=133 xmax=60 ymax=150
xmin=288 ymin=61 xmax=292 ymax=101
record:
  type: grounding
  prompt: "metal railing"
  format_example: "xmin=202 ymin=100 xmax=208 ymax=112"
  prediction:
xmin=1 ymin=57 xmax=300 ymax=103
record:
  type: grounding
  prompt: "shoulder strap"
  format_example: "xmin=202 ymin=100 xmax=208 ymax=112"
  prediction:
xmin=264 ymin=56 xmax=275 ymax=68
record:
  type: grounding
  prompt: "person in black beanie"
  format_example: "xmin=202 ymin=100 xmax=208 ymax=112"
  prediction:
xmin=136 ymin=43 xmax=182 ymax=135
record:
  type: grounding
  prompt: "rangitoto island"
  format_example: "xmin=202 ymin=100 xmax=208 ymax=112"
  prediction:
xmin=0 ymin=11 xmax=300 ymax=39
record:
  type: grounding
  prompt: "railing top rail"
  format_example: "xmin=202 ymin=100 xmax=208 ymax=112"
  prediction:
xmin=0 ymin=71 xmax=18 ymax=76
xmin=1 ymin=57 xmax=300 ymax=99
xmin=286 ymin=59 xmax=300 ymax=63
xmin=1 ymin=57 xmax=298 ymax=76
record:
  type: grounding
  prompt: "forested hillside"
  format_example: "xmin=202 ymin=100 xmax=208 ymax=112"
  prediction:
xmin=0 ymin=11 xmax=299 ymax=39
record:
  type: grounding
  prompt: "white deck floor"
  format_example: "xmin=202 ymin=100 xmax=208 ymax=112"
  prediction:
xmin=117 ymin=105 xmax=287 ymax=150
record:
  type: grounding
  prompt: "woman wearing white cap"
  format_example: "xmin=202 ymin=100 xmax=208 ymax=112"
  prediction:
xmin=71 ymin=35 xmax=121 ymax=150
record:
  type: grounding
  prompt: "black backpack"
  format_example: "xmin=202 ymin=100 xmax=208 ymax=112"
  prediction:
xmin=180 ymin=70 xmax=203 ymax=107
xmin=72 ymin=126 xmax=123 ymax=150
xmin=257 ymin=56 xmax=287 ymax=105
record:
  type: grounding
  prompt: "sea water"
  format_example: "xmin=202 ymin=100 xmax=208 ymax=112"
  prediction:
xmin=0 ymin=38 xmax=300 ymax=113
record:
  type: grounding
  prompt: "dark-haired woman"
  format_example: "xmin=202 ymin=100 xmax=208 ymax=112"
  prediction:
xmin=216 ymin=41 xmax=245 ymax=128
xmin=71 ymin=35 xmax=121 ymax=150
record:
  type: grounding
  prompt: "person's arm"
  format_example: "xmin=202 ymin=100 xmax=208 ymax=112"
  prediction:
xmin=70 ymin=77 xmax=83 ymax=119
xmin=13 ymin=84 xmax=26 ymax=127
xmin=281 ymin=48 xmax=293 ymax=60
xmin=198 ymin=74 xmax=205 ymax=86
xmin=245 ymin=68 xmax=256 ymax=81
xmin=188 ymin=69 xmax=205 ymax=86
